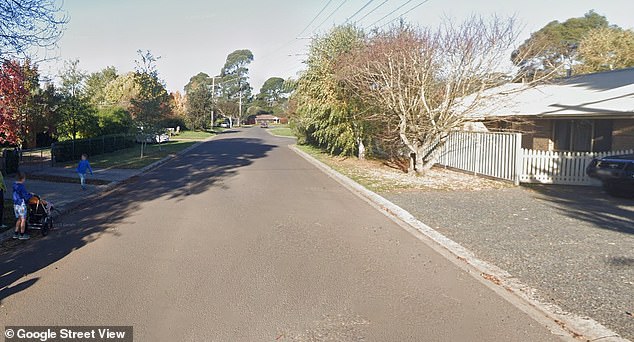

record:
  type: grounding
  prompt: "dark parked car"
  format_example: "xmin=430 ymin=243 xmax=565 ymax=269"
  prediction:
xmin=586 ymin=154 xmax=634 ymax=196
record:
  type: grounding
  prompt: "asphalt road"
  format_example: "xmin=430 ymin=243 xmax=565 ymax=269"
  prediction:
xmin=0 ymin=128 xmax=564 ymax=341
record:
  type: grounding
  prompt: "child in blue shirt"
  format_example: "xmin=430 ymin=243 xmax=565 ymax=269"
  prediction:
xmin=77 ymin=153 xmax=93 ymax=190
xmin=13 ymin=172 xmax=33 ymax=240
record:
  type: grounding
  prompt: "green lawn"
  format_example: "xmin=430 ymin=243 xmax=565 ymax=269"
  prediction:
xmin=268 ymin=125 xmax=295 ymax=137
xmin=174 ymin=130 xmax=216 ymax=140
xmin=61 ymin=140 xmax=197 ymax=169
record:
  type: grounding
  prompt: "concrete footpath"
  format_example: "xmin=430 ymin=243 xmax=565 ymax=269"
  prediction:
xmin=0 ymin=138 xmax=208 ymax=241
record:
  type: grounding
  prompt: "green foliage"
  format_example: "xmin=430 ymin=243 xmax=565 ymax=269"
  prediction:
xmin=130 ymin=50 xmax=172 ymax=134
xmin=104 ymin=72 xmax=140 ymax=109
xmin=184 ymin=72 xmax=214 ymax=130
xmin=57 ymin=59 xmax=97 ymax=140
xmin=95 ymin=107 xmax=133 ymax=135
xmin=577 ymin=27 xmax=634 ymax=73
xmin=86 ymin=66 xmax=118 ymax=107
xmin=512 ymin=10 xmax=609 ymax=76
xmin=217 ymin=49 xmax=254 ymax=122
xmin=291 ymin=25 xmax=367 ymax=156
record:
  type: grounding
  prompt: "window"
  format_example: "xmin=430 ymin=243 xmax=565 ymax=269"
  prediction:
xmin=553 ymin=119 xmax=613 ymax=152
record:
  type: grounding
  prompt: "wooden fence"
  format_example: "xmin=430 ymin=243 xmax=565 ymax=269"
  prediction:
xmin=520 ymin=149 xmax=634 ymax=185
xmin=434 ymin=131 xmax=633 ymax=186
xmin=436 ymin=131 xmax=522 ymax=184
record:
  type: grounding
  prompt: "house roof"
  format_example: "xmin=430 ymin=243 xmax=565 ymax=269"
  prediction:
xmin=471 ymin=68 xmax=634 ymax=119
xmin=255 ymin=114 xmax=279 ymax=120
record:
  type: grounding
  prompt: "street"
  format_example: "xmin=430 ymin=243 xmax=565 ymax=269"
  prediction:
xmin=0 ymin=127 xmax=563 ymax=341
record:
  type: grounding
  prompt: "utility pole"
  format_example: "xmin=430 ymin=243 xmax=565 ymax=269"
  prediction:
xmin=238 ymin=86 xmax=242 ymax=127
xmin=210 ymin=76 xmax=215 ymax=129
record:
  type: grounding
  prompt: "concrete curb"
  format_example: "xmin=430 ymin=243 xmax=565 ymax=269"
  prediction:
xmin=289 ymin=144 xmax=629 ymax=342
xmin=0 ymin=137 xmax=213 ymax=243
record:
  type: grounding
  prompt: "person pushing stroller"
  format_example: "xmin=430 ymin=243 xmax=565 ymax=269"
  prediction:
xmin=13 ymin=172 xmax=33 ymax=240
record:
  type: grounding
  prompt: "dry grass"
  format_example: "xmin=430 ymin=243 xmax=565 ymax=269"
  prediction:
xmin=297 ymin=145 xmax=511 ymax=193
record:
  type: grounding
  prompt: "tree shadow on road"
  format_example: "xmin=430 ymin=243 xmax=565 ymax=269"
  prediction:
xmin=526 ymin=184 xmax=634 ymax=235
xmin=0 ymin=137 xmax=276 ymax=303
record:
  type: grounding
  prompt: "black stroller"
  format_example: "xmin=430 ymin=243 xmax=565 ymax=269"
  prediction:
xmin=26 ymin=195 xmax=54 ymax=236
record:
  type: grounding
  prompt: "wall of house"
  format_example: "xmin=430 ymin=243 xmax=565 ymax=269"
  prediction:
xmin=513 ymin=119 xmax=553 ymax=150
xmin=612 ymin=119 xmax=634 ymax=150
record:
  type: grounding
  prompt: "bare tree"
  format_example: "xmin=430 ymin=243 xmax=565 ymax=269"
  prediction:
xmin=340 ymin=17 xmax=546 ymax=174
xmin=0 ymin=0 xmax=67 ymax=60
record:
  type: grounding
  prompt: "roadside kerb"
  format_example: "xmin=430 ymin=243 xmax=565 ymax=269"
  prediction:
xmin=289 ymin=144 xmax=629 ymax=342
xmin=0 ymin=137 xmax=214 ymax=243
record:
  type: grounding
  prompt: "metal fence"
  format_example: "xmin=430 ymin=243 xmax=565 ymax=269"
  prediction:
xmin=51 ymin=134 xmax=135 ymax=163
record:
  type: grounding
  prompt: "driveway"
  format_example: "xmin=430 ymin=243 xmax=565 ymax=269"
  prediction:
xmin=0 ymin=128 xmax=564 ymax=341
xmin=383 ymin=185 xmax=634 ymax=340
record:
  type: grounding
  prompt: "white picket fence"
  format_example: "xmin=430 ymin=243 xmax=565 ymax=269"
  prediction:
xmin=520 ymin=149 xmax=634 ymax=185
xmin=434 ymin=131 xmax=633 ymax=186
xmin=436 ymin=131 xmax=522 ymax=184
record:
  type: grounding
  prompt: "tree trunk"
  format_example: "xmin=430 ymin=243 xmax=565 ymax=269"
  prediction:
xmin=357 ymin=139 xmax=366 ymax=160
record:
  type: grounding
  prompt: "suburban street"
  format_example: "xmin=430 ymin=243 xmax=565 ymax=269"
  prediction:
xmin=0 ymin=128 xmax=565 ymax=341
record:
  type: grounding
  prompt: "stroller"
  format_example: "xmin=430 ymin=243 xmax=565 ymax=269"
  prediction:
xmin=27 ymin=195 xmax=54 ymax=236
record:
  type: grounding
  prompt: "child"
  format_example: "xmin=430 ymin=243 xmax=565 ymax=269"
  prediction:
xmin=77 ymin=153 xmax=93 ymax=190
xmin=12 ymin=172 xmax=32 ymax=240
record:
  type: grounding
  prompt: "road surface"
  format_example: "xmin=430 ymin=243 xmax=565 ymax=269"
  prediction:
xmin=0 ymin=128 xmax=564 ymax=341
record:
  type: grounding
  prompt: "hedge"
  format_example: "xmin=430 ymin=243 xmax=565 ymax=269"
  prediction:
xmin=52 ymin=134 xmax=135 ymax=163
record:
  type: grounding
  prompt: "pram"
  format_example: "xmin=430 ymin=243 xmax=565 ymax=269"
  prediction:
xmin=27 ymin=195 xmax=54 ymax=236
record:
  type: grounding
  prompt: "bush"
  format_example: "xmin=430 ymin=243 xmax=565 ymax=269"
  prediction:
xmin=96 ymin=107 xmax=134 ymax=136
xmin=2 ymin=149 xmax=20 ymax=174
xmin=51 ymin=134 xmax=135 ymax=163
xmin=160 ymin=116 xmax=186 ymax=130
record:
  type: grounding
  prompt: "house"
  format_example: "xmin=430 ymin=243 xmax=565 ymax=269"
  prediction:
xmin=475 ymin=68 xmax=634 ymax=153
xmin=254 ymin=114 xmax=280 ymax=125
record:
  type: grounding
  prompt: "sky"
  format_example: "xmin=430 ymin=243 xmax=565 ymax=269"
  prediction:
xmin=39 ymin=0 xmax=634 ymax=94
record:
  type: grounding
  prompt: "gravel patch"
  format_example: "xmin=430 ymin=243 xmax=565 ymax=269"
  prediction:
xmin=382 ymin=186 xmax=634 ymax=340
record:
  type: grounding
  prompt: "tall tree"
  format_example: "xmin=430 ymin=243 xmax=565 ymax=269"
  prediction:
xmin=86 ymin=66 xmax=118 ymax=107
xmin=184 ymin=72 xmax=214 ymax=130
xmin=512 ymin=10 xmax=608 ymax=77
xmin=291 ymin=25 xmax=369 ymax=157
xmin=217 ymin=49 xmax=253 ymax=125
xmin=129 ymin=50 xmax=172 ymax=146
xmin=104 ymin=71 xmax=140 ymax=109
xmin=0 ymin=60 xmax=30 ymax=144
xmin=57 ymin=59 xmax=95 ymax=140
xmin=577 ymin=27 xmax=634 ymax=73
xmin=342 ymin=17 xmax=526 ymax=174
xmin=0 ymin=0 xmax=67 ymax=59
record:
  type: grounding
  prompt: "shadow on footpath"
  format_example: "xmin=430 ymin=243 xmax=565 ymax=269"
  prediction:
xmin=525 ymin=184 xmax=634 ymax=235
xmin=0 ymin=137 xmax=276 ymax=303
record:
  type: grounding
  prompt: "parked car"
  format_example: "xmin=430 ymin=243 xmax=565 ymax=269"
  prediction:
xmin=586 ymin=154 xmax=634 ymax=196
xmin=260 ymin=122 xmax=269 ymax=128
xmin=220 ymin=123 xmax=229 ymax=128
xmin=135 ymin=133 xmax=170 ymax=144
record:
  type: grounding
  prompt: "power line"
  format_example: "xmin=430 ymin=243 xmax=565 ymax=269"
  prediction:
xmin=311 ymin=0 xmax=349 ymax=33
xmin=344 ymin=0 xmax=375 ymax=24
xmin=365 ymin=0 xmax=414 ymax=29
xmin=356 ymin=0 xmax=388 ymax=23
xmin=379 ymin=0 xmax=431 ymax=28
xmin=258 ymin=0 xmax=334 ymax=63
xmin=298 ymin=0 xmax=336 ymax=37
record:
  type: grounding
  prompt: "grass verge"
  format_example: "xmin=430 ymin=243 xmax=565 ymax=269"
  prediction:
xmin=174 ymin=130 xmax=216 ymax=140
xmin=61 ymin=140 xmax=197 ymax=169
xmin=295 ymin=144 xmax=510 ymax=193
xmin=268 ymin=125 xmax=295 ymax=137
